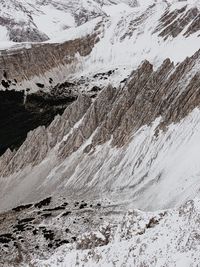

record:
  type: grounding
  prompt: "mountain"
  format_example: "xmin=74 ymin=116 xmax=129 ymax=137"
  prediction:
xmin=0 ymin=0 xmax=199 ymax=92
xmin=0 ymin=0 xmax=200 ymax=266
xmin=0 ymin=0 xmax=104 ymax=44
xmin=0 ymin=0 xmax=138 ymax=45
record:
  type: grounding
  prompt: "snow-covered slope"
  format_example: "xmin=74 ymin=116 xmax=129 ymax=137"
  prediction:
xmin=0 ymin=0 xmax=104 ymax=44
xmin=33 ymin=199 xmax=200 ymax=267
xmin=0 ymin=0 xmax=200 ymax=92
xmin=0 ymin=0 xmax=138 ymax=45
xmin=1 ymin=49 xmax=200 ymax=211
xmin=0 ymin=0 xmax=200 ymax=266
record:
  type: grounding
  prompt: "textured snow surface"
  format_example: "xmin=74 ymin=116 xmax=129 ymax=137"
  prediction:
xmin=32 ymin=199 xmax=200 ymax=267
xmin=0 ymin=0 xmax=103 ymax=43
xmin=50 ymin=0 xmax=200 ymax=88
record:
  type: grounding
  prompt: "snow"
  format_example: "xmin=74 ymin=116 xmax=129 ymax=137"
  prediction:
xmin=79 ymin=1 xmax=200 ymax=79
xmin=0 ymin=1 xmax=200 ymax=212
xmin=0 ymin=0 xmax=199 ymax=89
xmin=32 ymin=198 xmax=200 ymax=267
xmin=0 ymin=26 xmax=8 ymax=42
xmin=47 ymin=17 xmax=102 ymax=43
xmin=33 ymin=6 xmax=75 ymax=39
xmin=0 ymin=1 xmax=200 ymax=265
xmin=102 ymin=2 xmax=135 ymax=15
xmin=34 ymin=0 xmax=200 ymax=88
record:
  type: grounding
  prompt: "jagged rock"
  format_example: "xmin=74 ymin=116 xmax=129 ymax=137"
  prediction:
xmin=58 ymin=85 xmax=117 ymax=158
xmin=1 ymin=49 xmax=200 ymax=180
xmin=0 ymin=94 xmax=92 ymax=176
xmin=155 ymin=6 xmax=200 ymax=39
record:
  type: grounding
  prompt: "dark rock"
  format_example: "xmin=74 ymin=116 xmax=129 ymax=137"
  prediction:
xmin=35 ymin=197 xmax=52 ymax=208
xmin=36 ymin=83 xmax=45 ymax=88
xmin=13 ymin=224 xmax=26 ymax=232
xmin=120 ymin=78 xmax=127 ymax=83
xmin=79 ymin=203 xmax=87 ymax=209
xmin=61 ymin=202 xmax=69 ymax=207
xmin=43 ymin=206 xmax=65 ymax=212
xmin=18 ymin=218 xmax=34 ymax=224
xmin=90 ymin=86 xmax=101 ymax=92
xmin=3 ymin=71 xmax=7 ymax=79
xmin=72 ymin=236 xmax=77 ymax=241
xmin=0 ymin=237 xmax=11 ymax=244
xmin=146 ymin=217 xmax=159 ymax=228
xmin=74 ymin=202 xmax=79 ymax=207
xmin=12 ymin=203 xmax=32 ymax=212
xmin=62 ymin=211 xmax=72 ymax=217
xmin=43 ymin=229 xmax=54 ymax=241
xmin=32 ymin=229 xmax=38 ymax=235
xmin=1 ymin=80 xmax=10 ymax=89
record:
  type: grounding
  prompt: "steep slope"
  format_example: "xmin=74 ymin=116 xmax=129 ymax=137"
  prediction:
xmin=0 ymin=0 xmax=104 ymax=44
xmin=1 ymin=49 xmax=200 ymax=211
xmin=0 ymin=0 xmax=200 ymax=266
xmin=0 ymin=0 xmax=200 ymax=92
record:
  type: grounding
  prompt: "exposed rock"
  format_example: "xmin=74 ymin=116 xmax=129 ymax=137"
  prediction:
xmin=0 ymin=89 xmax=74 ymax=156
xmin=155 ymin=6 xmax=200 ymax=39
xmin=0 ymin=32 xmax=100 ymax=88
xmin=0 ymin=94 xmax=92 ymax=176
xmin=1 ymin=49 xmax=200 ymax=178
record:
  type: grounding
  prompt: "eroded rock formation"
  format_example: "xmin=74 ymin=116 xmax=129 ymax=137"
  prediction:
xmin=0 ymin=49 xmax=200 ymax=182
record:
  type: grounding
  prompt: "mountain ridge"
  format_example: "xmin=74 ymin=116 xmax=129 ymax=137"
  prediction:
xmin=0 ymin=0 xmax=200 ymax=266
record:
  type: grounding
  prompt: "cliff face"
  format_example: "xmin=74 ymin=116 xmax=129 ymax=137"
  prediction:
xmin=0 ymin=33 xmax=100 ymax=90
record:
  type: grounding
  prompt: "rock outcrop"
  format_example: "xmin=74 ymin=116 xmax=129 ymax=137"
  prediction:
xmin=0 ymin=94 xmax=92 ymax=177
xmin=0 ymin=49 xmax=200 ymax=192
xmin=0 ymin=33 xmax=100 ymax=90
xmin=155 ymin=6 xmax=200 ymax=39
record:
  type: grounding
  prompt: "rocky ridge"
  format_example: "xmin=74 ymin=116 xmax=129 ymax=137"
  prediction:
xmin=0 ymin=0 xmax=200 ymax=266
xmin=0 ymin=31 xmax=100 ymax=91
xmin=0 ymin=48 xmax=200 ymax=210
